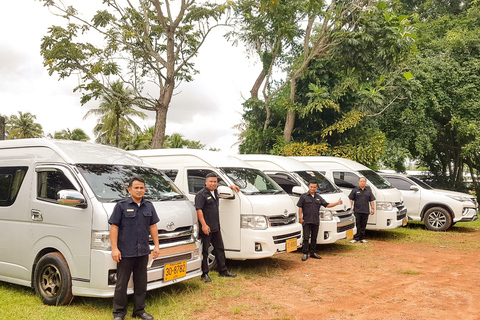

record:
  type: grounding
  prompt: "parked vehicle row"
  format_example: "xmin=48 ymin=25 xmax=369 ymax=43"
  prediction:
xmin=1 ymin=139 xmax=477 ymax=306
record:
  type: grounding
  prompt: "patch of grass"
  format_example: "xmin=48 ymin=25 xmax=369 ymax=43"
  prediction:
xmin=397 ymin=270 xmax=420 ymax=275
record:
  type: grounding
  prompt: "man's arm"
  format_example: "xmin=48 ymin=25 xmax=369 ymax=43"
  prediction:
xmin=370 ymin=201 xmax=375 ymax=215
xmin=149 ymin=224 xmax=160 ymax=258
xmin=298 ymin=207 xmax=304 ymax=224
xmin=325 ymin=198 xmax=343 ymax=208
xmin=110 ymin=224 xmax=121 ymax=263
xmin=197 ymin=209 xmax=210 ymax=235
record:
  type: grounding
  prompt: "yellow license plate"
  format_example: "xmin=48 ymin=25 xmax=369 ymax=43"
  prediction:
xmin=164 ymin=260 xmax=187 ymax=282
xmin=346 ymin=229 xmax=354 ymax=240
xmin=286 ymin=237 xmax=297 ymax=253
xmin=402 ymin=217 xmax=408 ymax=226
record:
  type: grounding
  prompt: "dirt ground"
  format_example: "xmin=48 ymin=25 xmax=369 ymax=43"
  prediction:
xmin=193 ymin=227 xmax=480 ymax=320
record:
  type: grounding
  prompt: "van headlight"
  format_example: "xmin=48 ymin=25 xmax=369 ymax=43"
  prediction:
xmin=193 ymin=223 xmax=199 ymax=239
xmin=91 ymin=231 xmax=111 ymax=250
xmin=320 ymin=210 xmax=334 ymax=221
xmin=241 ymin=215 xmax=268 ymax=230
xmin=376 ymin=202 xmax=393 ymax=211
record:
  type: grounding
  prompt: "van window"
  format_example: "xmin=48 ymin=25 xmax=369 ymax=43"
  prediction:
xmin=37 ymin=169 xmax=77 ymax=201
xmin=186 ymin=169 xmax=226 ymax=194
xmin=222 ymin=167 xmax=284 ymax=195
xmin=0 ymin=166 xmax=28 ymax=206
xmin=267 ymin=173 xmax=299 ymax=195
xmin=358 ymin=170 xmax=392 ymax=189
xmin=163 ymin=169 xmax=178 ymax=181
xmin=333 ymin=171 xmax=358 ymax=189
xmin=294 ymin=171 xmax=338 ymax=194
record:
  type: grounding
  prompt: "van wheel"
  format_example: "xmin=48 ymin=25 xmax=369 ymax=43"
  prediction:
xmin=206 ymin=243 xmax=218 ymax=271
xmin=34 ymin=252 xmax=73 ymax=305
xmin=424 ymin=207 xmax=452 ymax=231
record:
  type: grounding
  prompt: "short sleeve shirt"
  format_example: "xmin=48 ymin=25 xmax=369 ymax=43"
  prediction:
xmin=108 ymin=197 xmax=160 ymax=258
xmin=297 ymin=193 xmax=329 ymax=225
xmin=348 ymin=186 xmax=376 ymax=214
xmin=195 ymin=187 xmax=220 ymax=233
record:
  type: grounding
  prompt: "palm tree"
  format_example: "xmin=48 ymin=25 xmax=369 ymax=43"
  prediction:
xmin=52 ymin=128 xmax=90 ymax=141
xmin=84 ymin=81 xmax=147 ymax=147
xmin=6 ymin=111 xmax=44 ymax=139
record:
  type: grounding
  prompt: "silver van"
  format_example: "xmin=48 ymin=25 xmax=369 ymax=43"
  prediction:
xmin=0 ymin=139 xmax=201 ymax=305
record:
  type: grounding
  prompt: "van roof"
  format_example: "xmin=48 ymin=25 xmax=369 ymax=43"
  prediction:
xmin=0 ymin=138 xmax=145 ymax=165
xmin=238 ymin=154 xmax=317 ymax=172
xmin=131 ymin=148 xmax=254 ymax=168
xmin=290 ymin=156 xmax=370 ymax=171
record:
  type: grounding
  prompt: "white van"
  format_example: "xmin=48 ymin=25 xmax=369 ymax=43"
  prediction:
xmin=380 ymin=172 xmax=478 ymax=231
xmin=238 ymin=154 xmax=356 ymax=244
xmin=0 ymin=139 xmax=202 ymax=305
xmin=131 ymin=149 xmax=302 ymax=268
xmin=291 ymin=156 xmax=407 ymax=230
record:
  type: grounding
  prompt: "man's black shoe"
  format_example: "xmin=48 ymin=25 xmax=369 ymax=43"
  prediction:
xmin=132 ymin=312 xmax=154 ymax=320
xmin=201 ymin=273 xmax=212 ymax=282
xmin=219 ymin=271 xmax=237 ymax=278
xmin=301 ymin=253 xmax=308 ymax=261
xmin=310 ymin=253 xmax=322 ymax=259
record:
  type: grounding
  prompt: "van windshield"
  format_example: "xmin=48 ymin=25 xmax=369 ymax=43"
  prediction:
xmin=294 ymin=171 xmax=339 ymax=194
xmin=77 ymin=164 xmax=184 ymax=202
xmin=358 ymin=170 xmax=393 ymax=189
xmin=221 ymin=167 xmax=285 ymax=195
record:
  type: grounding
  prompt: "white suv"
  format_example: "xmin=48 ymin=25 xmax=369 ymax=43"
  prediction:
xmin=380 ymin=173 xmax=478 ymax=231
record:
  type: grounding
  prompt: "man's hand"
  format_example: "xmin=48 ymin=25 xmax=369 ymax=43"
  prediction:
xmin=229 ymin=185 xmax=240 ymax=192
xmin=299 ymin=218 xmax=304 ymax=224
xmin=370 ymin=208 xmax=375 ymax=215
xmin=338 ymin=198 xmax=343 ymax=205
xmin=151 ymin=246 xmax=160 ymax=259
xmin=111 ymin=247 xmax=122 ymax=263
xmin=202 ymin=224 xmax=211 ymax=235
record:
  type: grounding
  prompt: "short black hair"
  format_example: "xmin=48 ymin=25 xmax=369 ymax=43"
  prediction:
xmin=308 ymin=180 xmax=318 ymax=186
xmin=206 ymin=172 xmax=218 ymax=179
xmin=128 ymin=176 xmax=145 ymax=188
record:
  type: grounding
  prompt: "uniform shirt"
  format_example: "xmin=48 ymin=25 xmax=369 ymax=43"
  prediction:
xmin=349 ymin=186 xmax=376 ymax=214
xmin=108 ymin=197 xmax=160 ymax=258
xmin=195 ymin=187 xmax=220 ymax=233
xmin=297 ymin=193 xmax=329 ymax=225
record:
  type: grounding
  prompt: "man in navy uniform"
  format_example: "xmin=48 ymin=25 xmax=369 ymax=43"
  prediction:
xmin=109 ymin=177 xmax=160 ymax=320
xmin=349 ymin=177 xmax=375 ymax=243
xmin=195 ymin=172 xmax=238 ymax=282
xmin=297 ymin=180 xmax=343 ymax=261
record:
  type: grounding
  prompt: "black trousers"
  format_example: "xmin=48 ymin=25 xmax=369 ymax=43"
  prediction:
xmin=354 ymin=213 xmax=369 ymax=241
xmin=113 ymin=255 xmax=148 ymax=317
xmin=302 ymin=223 xmax=319 ymax=254
xmin=201 ymin=230 xmax=228 ymax=274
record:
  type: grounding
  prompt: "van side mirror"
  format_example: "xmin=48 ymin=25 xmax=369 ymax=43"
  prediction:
xmin=292 ymin=186 xmax=304 ymax=196
xmin=217 ymin=186 xmax=235 ymax=199
xmin=409 ymin=185 xmax=419 ymax=192
xmin=57 ymin=189 xmax=87 ymax=208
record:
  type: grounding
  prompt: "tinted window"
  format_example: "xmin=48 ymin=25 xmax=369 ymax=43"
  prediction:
xmin=163 ymin=169 xmax=178 ymax=181
xmin=186 ymin=169 xmax=226 ymax=194
xmin=358 ymin=170 xmax=392 ymax=189
xmin=333 ymin=171 xmax=359 ymax=189
xmin=295 ymin=170 xmax=338 ymax=194
xmin=408 ymin=176 xmax=433 ymax=190
xmin=37 ymin=169 xmax=77 ymax=201
xmin=383 ymin=176 xmax=413 ymax=191
xmin=267 ymin=172 xmax=299 ymax=195
xmin=77 ymin=164 xmax=183 ymax=202
xmin=0 ymin=166 xmax=28 ymax=207
xmin=222 ymin=167 xmax=284 ymax=195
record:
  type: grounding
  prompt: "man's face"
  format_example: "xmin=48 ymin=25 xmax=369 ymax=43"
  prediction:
xmin=128 ymin=180 xmax=146 ymax=202
xmin=359 ymin=178 xmax=367 ymax=189
xmin=205 ymin=177 xmax=218 ymax=191
xmin=308 ymin=183 xmax=318 ymax=195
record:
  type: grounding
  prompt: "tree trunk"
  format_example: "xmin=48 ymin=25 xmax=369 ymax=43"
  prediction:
xmin=251 ymin=70 xmax=266 ymax=99
xmin=283 ymin=75 xmax=297 ymax=142
xmin=151 ymin=104 xmax=168 ymax=149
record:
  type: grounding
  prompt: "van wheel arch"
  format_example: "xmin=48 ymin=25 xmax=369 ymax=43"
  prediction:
xmin=33 ymin=252 xmax=74 ymax=305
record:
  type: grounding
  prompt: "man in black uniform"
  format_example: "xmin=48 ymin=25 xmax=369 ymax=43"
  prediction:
xmin=195 ymin=172 xmax=238 ymax=282
xmin=297 ymin=180 xmax=343 ymax=261
xmin=349 ymin=177 xmax=375 ymax=243
xmin=109 ymin=177 xmax=160 ymax=320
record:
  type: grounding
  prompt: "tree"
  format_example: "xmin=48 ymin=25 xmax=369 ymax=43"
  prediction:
xmin=50 ymin=128 xmax=90 ymax=141
xmin=84 ymin=81 xmax=146 ymax=147
xmin=6 ymin=111 xmax=44 ymax=139
xmin=40 ymin=0 xmax=229 ymax=148
xmin=164 ymin=132 xmax=205 ymax=149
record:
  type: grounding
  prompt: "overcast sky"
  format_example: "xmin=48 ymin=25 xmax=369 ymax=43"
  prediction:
xmin=0 ymin=0 xmax=260 ymax=153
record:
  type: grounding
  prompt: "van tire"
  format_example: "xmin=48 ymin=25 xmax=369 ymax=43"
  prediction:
xmin=423 ymin=207 xmax=452 ymax=231
xmin=206 ymin=243 xmax=218 ymax=271
xmin=34 ymin=252 xmax=73 ymax=306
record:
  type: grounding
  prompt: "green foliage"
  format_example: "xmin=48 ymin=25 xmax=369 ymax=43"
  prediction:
xmin=6 ymin=111 xmax=44 ymax=139
xmin=50 ymin=128 xmax=90 ymax=141
xmin=164 ymin=133 xmax=205 ymax=149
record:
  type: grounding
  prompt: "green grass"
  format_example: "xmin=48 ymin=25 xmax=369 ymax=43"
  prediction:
xmin=1 ymin=218 xmax=479 ymax=319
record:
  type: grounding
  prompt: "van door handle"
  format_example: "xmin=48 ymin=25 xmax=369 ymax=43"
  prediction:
xmin=31 ymin=209 xmax=43 ymax=221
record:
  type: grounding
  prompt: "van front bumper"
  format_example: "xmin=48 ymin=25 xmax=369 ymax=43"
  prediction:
xmin=457 ymin=207 xmax=479 ymax=222
xmin=367 ymin=207 xmax=407 ymax=230
xmin=317 ymin=214 xmax=356 ymax=244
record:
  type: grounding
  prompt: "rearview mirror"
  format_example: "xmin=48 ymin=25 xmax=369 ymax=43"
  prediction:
xmin=57 ymin=189 xmax=87 ymax=208
xmin=409 ymin=185 xmax=419 ymax=192
xmin=292 ymin=186 xmax=304 ymax=196
xmin=217 ymin=186 xmax=235 ymax=199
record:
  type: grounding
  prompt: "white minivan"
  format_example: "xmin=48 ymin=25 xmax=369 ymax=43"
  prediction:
xmin=380 ymin=172 xmax=478 ymax=231
xmin=291 ymin=156 xmax=408 ymax=230
xmin=238 ymin=154 xmax=356 ymax=244
xmin=0 ymin=139 xmax=202 ymax=305
xmin=131 ymin=149 xmax=302 ymax=268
